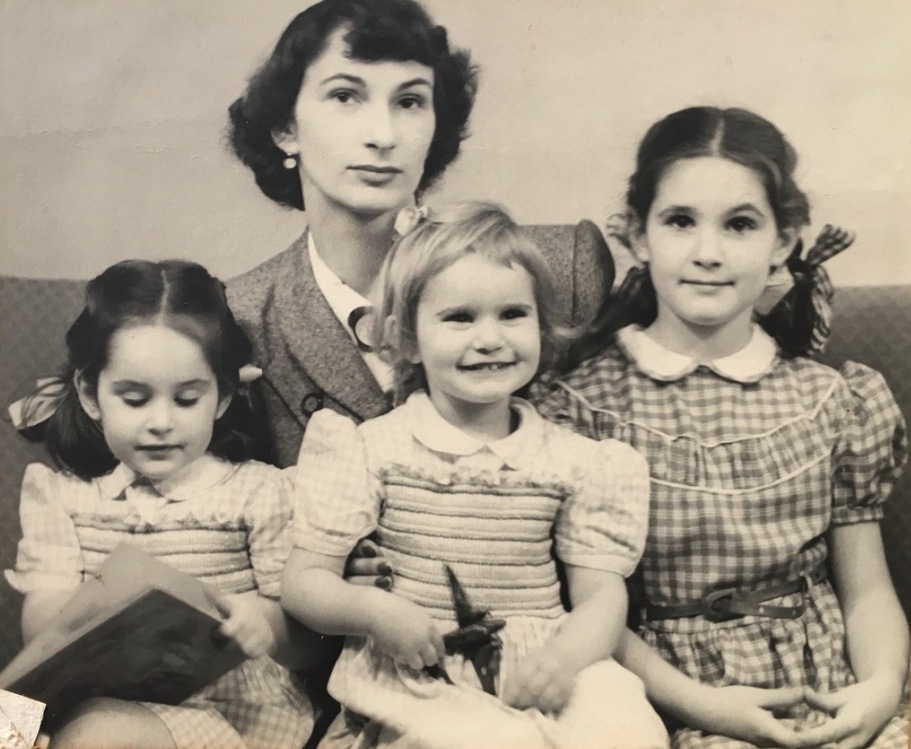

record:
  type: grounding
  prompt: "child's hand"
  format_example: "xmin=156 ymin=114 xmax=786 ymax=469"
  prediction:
xmin=368 ymin=594 xmax=444 ymax=671
xmin=795 ymin=678 xmax=902 ymax=749
xmin=695 ymin=684 xmax=807 ymax=747
xmin=502 ymin=646 xmax=576 ymax=715
xmin=216 ymin=593 xmax=276 ymax=660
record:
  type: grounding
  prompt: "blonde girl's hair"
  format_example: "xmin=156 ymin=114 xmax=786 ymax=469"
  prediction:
xmin=374 ymin=201 xmax=571 ymax=404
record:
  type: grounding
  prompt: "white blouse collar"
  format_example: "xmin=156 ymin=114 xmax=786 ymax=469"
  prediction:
xmin=96 ymin=454 xmax=235 ymax=502
xmin=617 ymin=324 xmax=779 ymax=384
xmin=307 ymin=231 xmax=373 ymax=340
xmin=406 ymin=391 xmax=542 ymax=470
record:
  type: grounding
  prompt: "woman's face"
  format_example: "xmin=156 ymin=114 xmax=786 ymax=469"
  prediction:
xmin=636 ymin=156 xmax=794 ymax=345
xmin=277 ymin=29 xmax=436 ymax=219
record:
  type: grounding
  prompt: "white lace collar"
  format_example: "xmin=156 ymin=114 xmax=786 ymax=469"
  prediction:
xmin=617 ymin=324 xmax=779 ymax=383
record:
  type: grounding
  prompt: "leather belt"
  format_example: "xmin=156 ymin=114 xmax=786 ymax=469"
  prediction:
xmin=644 ymin=563 xmax=827 ymax=623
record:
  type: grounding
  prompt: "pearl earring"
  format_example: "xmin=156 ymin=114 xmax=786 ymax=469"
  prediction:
xmin=283 ymin=154 xmax=298 ymax=170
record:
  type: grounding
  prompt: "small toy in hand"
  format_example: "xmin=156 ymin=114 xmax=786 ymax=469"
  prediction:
xmin=425 ymin=565 xmax=506 ymax=695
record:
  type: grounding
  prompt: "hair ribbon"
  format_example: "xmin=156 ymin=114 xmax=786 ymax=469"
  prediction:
xmin=7 ymin=376 xmax=69 ymax=431
xmin=766 ymin=224 xmax=854 ymax=354
xmin=393 ymin=204 xmax=432 ymax=238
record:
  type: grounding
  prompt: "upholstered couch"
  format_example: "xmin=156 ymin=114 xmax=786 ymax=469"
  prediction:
xmin=1 ymin=240 xmax=909 ymax=680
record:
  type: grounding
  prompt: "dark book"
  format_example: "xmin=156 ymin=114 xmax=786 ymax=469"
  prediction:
xmin=0 ymin=544 xmax=245 ymax=718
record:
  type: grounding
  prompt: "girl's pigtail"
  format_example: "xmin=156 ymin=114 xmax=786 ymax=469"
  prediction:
xmin=45 ymin=378 xmax=117 ymax=480
xmin=7 ymin=376 xmax=69 ymax=442
xmin=8 ymin=374 xmax=115 ymax=480
xmin=758 ymin=225 xmax=854 ymax=357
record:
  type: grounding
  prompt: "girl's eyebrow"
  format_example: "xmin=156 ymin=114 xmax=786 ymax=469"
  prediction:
xmin=655 ymin=204 xmax=694 ymax=217
xmin=175 ymin=379 xmax=212 ymax=389
xmin=111 ymin=380 xmax=150 ymax=390
xmin=111 ymin=379 xmax=211 ymax=389
xmin=726 ymin=202 xmax=765 ymax=215
xmin=657 ymin=205 xmax=697 ymax=219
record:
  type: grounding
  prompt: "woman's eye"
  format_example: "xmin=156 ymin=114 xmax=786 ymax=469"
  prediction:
xmin=728 ymin=216 xmax=757 ymax=233
xmin=443 ymin=312 xmax=473 ymax=324
xmin=175 ymin=396 xmax=200 ymax=408
xmin=398 ymin=94 xmax=426 ymax=110
xmin=122 ymin=397 xmax=148 ymax=408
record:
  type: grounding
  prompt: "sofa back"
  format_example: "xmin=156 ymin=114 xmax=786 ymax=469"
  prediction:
xmin=1 ymin=273 xmax=909 ymax=670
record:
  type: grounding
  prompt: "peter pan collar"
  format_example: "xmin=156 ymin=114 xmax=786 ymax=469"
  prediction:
xmin=617 ymin=324 xmax=779 ymax=384
xmin=406 ymin=391 xmax=542 ymax=470
xmin=96 ymin=454 xmax=236 ymax=502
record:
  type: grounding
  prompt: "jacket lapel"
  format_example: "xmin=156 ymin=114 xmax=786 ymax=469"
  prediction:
xmin=271 ymin=234 xmax=389 ymax=423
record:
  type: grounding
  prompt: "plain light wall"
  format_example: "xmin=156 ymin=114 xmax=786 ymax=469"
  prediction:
xmin=1 ymin=0 xmax=909 ymax=285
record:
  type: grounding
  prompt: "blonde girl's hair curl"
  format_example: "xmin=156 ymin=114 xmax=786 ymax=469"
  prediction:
xmin=374 ymin=201 xmax=573 ymax=405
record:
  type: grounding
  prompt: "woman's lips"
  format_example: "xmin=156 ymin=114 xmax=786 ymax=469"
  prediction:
xmin=349 ymin=165 xmax=402 ymax=185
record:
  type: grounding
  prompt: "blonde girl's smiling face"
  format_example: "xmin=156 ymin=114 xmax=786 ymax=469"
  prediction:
xmin=77 ymin=324 xmax=230 ymax=482
xmin=636 ymin=156 xmax=795 ymax=349
xmin=411 ymin=254 xmax=541 ymax=429
xmin=275 ymin=29 xmax=436 ymax=219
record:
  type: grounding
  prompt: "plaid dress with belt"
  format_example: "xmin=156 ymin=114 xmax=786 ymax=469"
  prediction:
xmin=535 ymin=325 xmax=909 ymax=749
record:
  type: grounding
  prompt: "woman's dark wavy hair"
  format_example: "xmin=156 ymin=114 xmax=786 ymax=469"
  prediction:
xmin=228 ymin=0 xmax=478 ymax=210
xmin=29 ymin=260 xmax=258 ymax=480
xmin=573 ymin=106 xmax=814 ymax=366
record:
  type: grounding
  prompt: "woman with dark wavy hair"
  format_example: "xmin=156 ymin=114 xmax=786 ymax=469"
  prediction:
xmin=225 ymin=0 xmax=476 ymax=469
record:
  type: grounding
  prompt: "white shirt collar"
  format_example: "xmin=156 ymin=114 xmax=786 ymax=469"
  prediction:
xmin=96 ymin=454 xmax=236 ymax=502
xmin=405 ymin=391 xmax=542 ymax=470
xmin=307 ymin=232 xmax=394 ymax=392
xmin=617 ymin=324 xmax=779 ymax=384
xmin=308 ymin=231 xmax=373 ymax=343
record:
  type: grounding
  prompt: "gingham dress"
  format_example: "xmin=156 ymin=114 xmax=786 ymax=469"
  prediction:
xmin=292 ymin=392 xmax=669 ymax=749
xmin=535 ymin=325 xmax=909 ymax=749
xmin=7 ymin=456 xmax=313 ymax=749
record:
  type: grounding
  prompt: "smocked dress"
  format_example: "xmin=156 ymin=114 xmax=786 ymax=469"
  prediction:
xmin=536 ymin=325 xmax=909 ymax=749
xmin=292 ymin=392 xmax=669 ymax=749
xmin=6 ymin=455 xmax=312 ymax=749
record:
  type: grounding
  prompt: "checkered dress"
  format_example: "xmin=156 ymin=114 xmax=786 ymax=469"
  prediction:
xmin=535 ymin=334 xmax=908 ymax=749
xmin=7 ymin=457 xmax=313 ymax=749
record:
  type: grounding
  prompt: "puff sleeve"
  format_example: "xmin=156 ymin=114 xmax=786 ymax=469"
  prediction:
xmin=242 ymin=463 xmax=295 ymax=599
xmin=291 ymin=409 xmax=381 ymax=557
xmin=831 ymin=361 xmax=907 ymax=525
xmin=554 ymin=433 xmax=650 ymax=577
xmin=5 ymin=463 xmax=84 ymax=594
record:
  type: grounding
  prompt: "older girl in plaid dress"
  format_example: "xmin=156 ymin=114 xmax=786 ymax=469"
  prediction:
xmin=282 ymin=203 xmax=669 ymax=749
xmin=6 ymin=261 xmax=317 ymax=749
xmin=538 ymin=107 xmax=909 ymax=749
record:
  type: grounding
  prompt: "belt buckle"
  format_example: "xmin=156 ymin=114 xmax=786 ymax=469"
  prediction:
xmin=701 ymin=587 xmax=745 ymax=623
